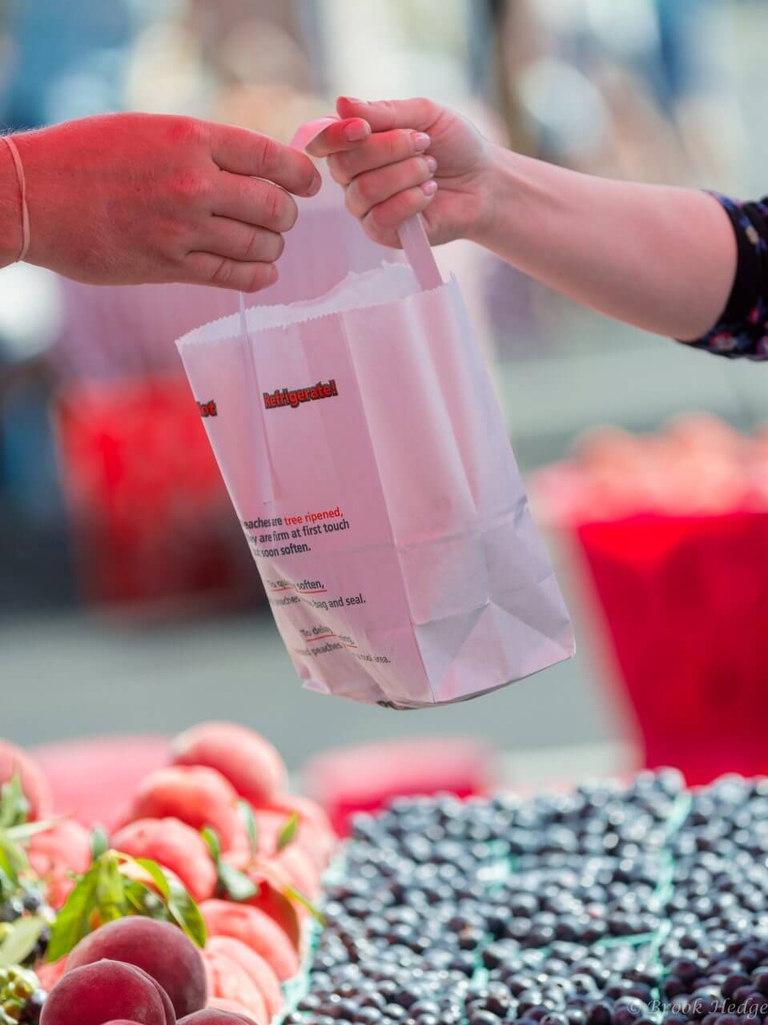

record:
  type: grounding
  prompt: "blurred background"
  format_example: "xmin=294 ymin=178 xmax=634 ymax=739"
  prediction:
xmin=2 ymin=0 xmax=767 ymax=803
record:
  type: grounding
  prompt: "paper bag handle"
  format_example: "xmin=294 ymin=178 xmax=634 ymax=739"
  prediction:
xmin=289 ymin=117 xmax=443 ymax=293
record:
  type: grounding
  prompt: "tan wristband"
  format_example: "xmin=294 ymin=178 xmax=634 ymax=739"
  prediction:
xmin=1 ymin=135 xmax=30 ymax=263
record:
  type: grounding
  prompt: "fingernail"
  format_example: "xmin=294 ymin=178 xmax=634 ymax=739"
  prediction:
xmin=344 ymin=120 xmax=370 ymax=143
xmin=308 ymin=172 xmax=322 ymax=196
xmin=267 ymin=265 xmax=278 ymax=283
xmin=425 ymin=155 xmax=438 ymax=173
xmin=340 ymin=96 xmax=364 ymax=105
xmin=413 ymin=132 xmax=431 ymax=152
xmin=421 ymin=180 xmax=438 ymax=196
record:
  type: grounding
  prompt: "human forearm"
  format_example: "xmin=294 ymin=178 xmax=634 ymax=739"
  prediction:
xmin=472 ymin=148 xmax=737 ymax=341
xmin=0 ymin=113 xmax=337 ymax=291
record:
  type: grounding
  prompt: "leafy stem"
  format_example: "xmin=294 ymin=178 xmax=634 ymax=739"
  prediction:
xmin=47 ymin=850 xmax=206 ymax=962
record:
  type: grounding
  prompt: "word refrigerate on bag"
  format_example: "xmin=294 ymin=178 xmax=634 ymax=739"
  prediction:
xmin=263 ymin=379 xmax=338 ymax=410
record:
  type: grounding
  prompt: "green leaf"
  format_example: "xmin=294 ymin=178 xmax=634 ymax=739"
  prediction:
xmin=0 ymin=915 xmax=47 ymax=967
xmin=46 ymin=849 xmax=128 ymax=960
xmin=123 ymin=879 xmax=164 ymax=919
xmin=0 ymin=853 xmax=17 ymax=893
xmin=0 ymin=773 xmax=29 ymax=830
xmin=238 ymin=800 xmax=258 ymax=859
xmin=132 ymin=858 xmax=206 ymax=948
xmin=165 ymin=874 xmax=207 ymax=948
xmin=201 ymin=827 xmax=221 ymax=864
xmin=95 ymin=852 xmax=125 ymax=925
xmin=48 ymin=850 xmax=208 ymax=961
xmin=0 ymin=830 xmax=28 ymax=881
xmin=6 ymin=817 xmax=62 ymax=842
xmin=0 ymin=865 xmax=13 ymax=902
xmin=90 ymin=826 xmax=109 ymax=862
xmin=284 ymin=883 xmax=326 ymax=925
xmin=133 ymin=858 xmax=171 ymax=901
xmin=217 ymin=862 xmax=258 ymax=903
xmin=47 ymin=861 xmax=102 ymax=961
xmin=276 ymin=812 xmax=299 ymax=852
xmin=123 ymin=878 xmax=150 ymax=915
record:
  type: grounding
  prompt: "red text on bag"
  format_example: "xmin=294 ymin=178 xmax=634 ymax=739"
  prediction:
xmin=263 ymin=379 xmax=338 ymax=411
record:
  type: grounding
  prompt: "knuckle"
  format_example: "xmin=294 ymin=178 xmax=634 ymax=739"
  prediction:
xmin=386 ymin=131 xmax=405 ymax=159
xmin=161 ymin=219 xmax=190 ymax=259
xmin=165 ymin=116 xmax=206 ymax=149
xmin=253 ymin=133 xmax=277 ymax=173
xmin=328 ymin=153 xmax=350 ymax=184
xmin=395 ymin=188 xmax=421 ymax=218
xmin=415 ymin=156 xmax=433 ymax=180
xmin=243 ymin=264 xmax=270 ymax=293
xmin=171 ymin=173 xmax=212 ymax=204
xmin=243 ymin=227 xmax=264 ymax=262
xmin=414 ymin=96 xmax=436 ymax=118
xmin=363 ymin=211 xmax=390 ymax=247
xmin=344 ymin=188 xmax=365 ymax=221
xmin=274 ymin=191 xmax=297 ymax=230
xmin=209 ymin=256 xmax=235 ymax=287
xmin=365 ymin=203 xmax=388 ymax=234
xmin=259 ymin=184 xmax=284 ymax=228
xmin=353 ymin=172 xmax=377 ymax=205
xmin=270 ymin=191 xmax=289 ymax=228
xmin=295 ymin=153 xmax=316 ymax=190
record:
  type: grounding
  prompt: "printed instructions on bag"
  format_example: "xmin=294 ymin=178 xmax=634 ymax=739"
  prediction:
xmin=241 ymin=508 xmax=392 ymax=667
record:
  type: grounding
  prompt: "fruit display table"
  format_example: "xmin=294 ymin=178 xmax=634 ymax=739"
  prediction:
xmin=29 ymin=735 xmax=495 ymax=836
xmin=54 ymin=376 xmax=256 ymax=612
xmin=3 ymin=726 xmax=768 ymax=1025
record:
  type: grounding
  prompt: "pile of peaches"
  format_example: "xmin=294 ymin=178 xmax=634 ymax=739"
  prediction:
xmin=531 ymin=414 xmax=768 ymax=524
xmin=0 ymin=722 xmax=338 ymax=1025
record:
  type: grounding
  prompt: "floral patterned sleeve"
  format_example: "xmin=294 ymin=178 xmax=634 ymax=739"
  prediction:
xmin=679 ymin=193 xmax=768 ymax=360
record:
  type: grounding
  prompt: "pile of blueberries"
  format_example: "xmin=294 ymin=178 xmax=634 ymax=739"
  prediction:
xmin=285 ymin=771 xmax=768 ymax=1025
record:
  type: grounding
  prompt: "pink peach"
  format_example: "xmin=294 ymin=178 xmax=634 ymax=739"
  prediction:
xmin=0 ymin=739 xmax=52 ymax=821
xmin=206 ymin=937 xmax=282 ymax=1016
xmin=169 ymin=724 xmax=286 ymax=807
xmin=199 ymin=900 xmax=299 ymax=982
xmin=202 ymin=945 xmax=268 ymax=1021
xmin=111 ymin=818 xmax=216 ymax=903
xmin=128 ymin=766 xmax=241 ymax=851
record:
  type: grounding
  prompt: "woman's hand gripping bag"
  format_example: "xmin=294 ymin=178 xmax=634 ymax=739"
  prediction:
xmin=176 ymin=120 xmax=574 ymax=708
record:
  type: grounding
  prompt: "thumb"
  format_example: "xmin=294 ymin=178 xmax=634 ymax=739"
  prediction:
xmin=336 ymin=96 xmax=440 ymax=134
xmin=305 ymin=117 xmax=371 ymax=158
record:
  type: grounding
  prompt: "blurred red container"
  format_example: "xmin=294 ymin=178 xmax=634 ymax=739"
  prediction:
xmin=54 ymin=374 xmax=255 ymax=612
xmin=34 ymin=735 xmax=169 ymax=831
xmin=302 ymin=737 xmax=494 ymax=835
xmin=574 ymin=512 xmax=768 ymax=784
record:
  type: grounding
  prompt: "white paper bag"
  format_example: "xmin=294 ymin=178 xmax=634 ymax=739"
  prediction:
xmin=177 ymin=117 xmax=573 ymax=707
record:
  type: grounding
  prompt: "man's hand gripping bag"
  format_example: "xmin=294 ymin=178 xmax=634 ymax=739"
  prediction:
xmin=176 ymin=119 xmax=574 ymax=708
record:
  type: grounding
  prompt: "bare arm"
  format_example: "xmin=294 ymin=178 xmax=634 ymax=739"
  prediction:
xmin=0 ymin=112 xmax=364 ymax=292
xmin=314 ymin=97 xmax=740 ymax=343
xmin=473 ymin=149 xmax=737 ymax=341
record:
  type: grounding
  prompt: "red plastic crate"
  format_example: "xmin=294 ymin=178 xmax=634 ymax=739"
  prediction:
xmin=302 ymin=737 xmax=495 ymax=835
xmin=54 ymin=374 xmax=255 ymax=611
xmin=575 ymin=512 xmax=768 ymax=784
